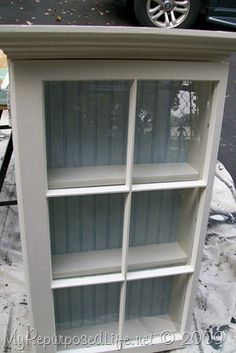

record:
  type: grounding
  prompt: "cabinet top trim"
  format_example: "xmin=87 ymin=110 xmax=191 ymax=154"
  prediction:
xmin=0 ymin=25 xmax=235 ymax=61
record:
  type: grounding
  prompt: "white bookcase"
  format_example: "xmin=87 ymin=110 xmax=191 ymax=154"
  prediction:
xmin=1 ymin=26 xmax=235 ymax=353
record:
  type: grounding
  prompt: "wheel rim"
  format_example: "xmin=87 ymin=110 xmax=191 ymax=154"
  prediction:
xmin=146 ymin=0 xmax=191 ymax=28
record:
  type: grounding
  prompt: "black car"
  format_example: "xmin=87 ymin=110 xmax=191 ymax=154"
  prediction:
xmin=117 ymin=0 xmax=236 ymax=29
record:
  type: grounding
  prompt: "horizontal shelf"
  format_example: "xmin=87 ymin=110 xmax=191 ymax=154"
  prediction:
xmin=52 ymin=242 xmax=188 ymax=280
xmin=127 ymin=265 xmax=194 ymax=281
xmin=132 ymin=179 xmax=207 ymax=192
xmin=47 ymin=184 xmax=129 ymax=198
xmin=47 ymin=179 xmax=207 ymax=198
xmin=133 ymin=163 xmax=199 ymax=183
xmin=128 ymin=243 xmax=188 ymax=271
xmin=48 ymin=165 xmax=125 ymax=189
xmin=125 ymin=314 xmax=177 ymax=340
xmin=48 ymin=162 xmax=199 ymax=190
xmin=52 ymin=273 xmax=124 ymax=289
xmin=51 ymin=265 xmax=194 ymax=290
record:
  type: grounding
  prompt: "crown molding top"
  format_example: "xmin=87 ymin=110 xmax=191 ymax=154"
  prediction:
xmin=0 ymin=25 xmax=236 ymax=61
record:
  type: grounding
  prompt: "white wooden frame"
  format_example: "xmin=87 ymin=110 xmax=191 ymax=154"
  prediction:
xmin=10 ymin=57 xmax=229 ymax=353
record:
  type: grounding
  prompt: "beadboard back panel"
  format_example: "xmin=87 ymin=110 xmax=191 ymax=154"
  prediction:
xmin=129 ymin=190 xmax=179 ymax=247
xmin=53 ymin=277 xmax=172 ymax=330
xmin=49 ymin=194 xmax=124 ymax=255
xmin=44 ymin=81 xmax=130 ymax=169
xmin=134 ymin=81 xmax=213 ymax=169
xmin=125 ymin=277 xmax=171 ymax=320
xmin=54 ymin=282 xmax=121 ymax=330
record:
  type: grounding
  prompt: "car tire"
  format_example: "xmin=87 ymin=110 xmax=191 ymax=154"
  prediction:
xmin=134 ymin=0 xmax=201 ymax=29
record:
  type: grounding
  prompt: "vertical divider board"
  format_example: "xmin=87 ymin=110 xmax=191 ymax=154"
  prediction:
xmin=119 ymin=80 xmax=137 ymax=341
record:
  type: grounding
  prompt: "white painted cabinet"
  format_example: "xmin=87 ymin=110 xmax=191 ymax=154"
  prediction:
xmin=1 ymin=26 xmax=235 ymax=353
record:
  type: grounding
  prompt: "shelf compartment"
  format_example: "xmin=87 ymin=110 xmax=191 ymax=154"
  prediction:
xmin=52 ymin=242 xmax=188 ymax=279
xmin=49 ymin=193 xmax=125 ymax=259
xmin=133 ymin=80 xmax=213 ymax=183
xmin=125 ymin=274 xmax=188 ymax=340
xmin=128 ymin=188 xmax=200 ymax=271
xmin=48 ymin=162 xmax=199 ymax=190
xmin=45 ymin=80 xmax=130 ymax=183
xmin=54 ymin=282 xmax=120 ymax=350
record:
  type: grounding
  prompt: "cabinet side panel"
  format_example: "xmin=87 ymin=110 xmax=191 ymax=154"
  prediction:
xmin=181 ymin=63 xmax=229 ymax=333
xmin=9 ymin=61 xmax=56 ymax=353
